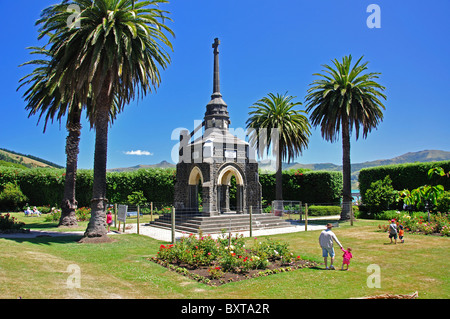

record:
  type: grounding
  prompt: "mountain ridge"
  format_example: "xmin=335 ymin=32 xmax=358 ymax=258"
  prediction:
xmin=279 ymin=149 xmax=450 ymax=173
xmin=107 ymin=150 xmax=450 ymax=173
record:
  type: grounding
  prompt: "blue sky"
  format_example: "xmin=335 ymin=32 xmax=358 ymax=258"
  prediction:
xmin=1 ymin=0 xmax=449 ymax=169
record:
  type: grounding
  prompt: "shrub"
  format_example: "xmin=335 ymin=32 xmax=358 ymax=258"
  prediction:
xmin=359 ymin=161 xmax=450 ymax=204
xmin=437 ymin=191 xmax=450 ymax=213
xmin=374 ymin=210 xmax=402 ymax=220
xmin=308 ymin=205 xmax=341 ymax=216
xmin=44 ymin=209 xmax=61 ymax=222
xmin=155 ymin=233 xmax=298 ymax=274
xmin=441 ymin=225 xmax=450 ymax=236
xmin=364 ymin=176 xmax=397 ymax=213
xmin=76 ymin=207 xmax=91 ymax=221
xmin=0 ymin=213 xmax=26 ymax=231
xmin=397 ymin=211 xmax=450 ymax=236
xmin=260 ymin=170 xmax=342 ymax=205
xmin=0 ymin=182 xmax=28 ymax=212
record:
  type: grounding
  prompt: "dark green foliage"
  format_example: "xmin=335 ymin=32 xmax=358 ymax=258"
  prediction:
xmin=260 ymin=170 xmax=343 ymax=204
xmin=0 ymin=166 xmax=340 ymax=208
xmin=363 ymin=176 xmax=397 ymax=213
xmin=437 ymin=191 xmax=450 ymax=213
xmin=0 ymin=166 xmax=175 ymax=208
xmin=308 ymin=205 xmax=342 ymax=216
xmin=359 ymin=161 xmax=450 ymax=204
xmin=0 ymin=183 xmax=28 ymax=212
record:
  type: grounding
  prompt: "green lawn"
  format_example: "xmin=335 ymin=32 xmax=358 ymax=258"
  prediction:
xmin=0 ymin=215 xmax=449 ymax=299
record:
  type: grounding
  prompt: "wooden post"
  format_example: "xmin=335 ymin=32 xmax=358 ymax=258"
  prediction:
xmin=350 ymin=204 xmax=354 ymax=226
xmin=305 ymin=203 xmax=308 ymax=232
xmin=249 ymin=206 xmax=253 ymax=237
xmin=299 ymin=201 xmax=302 ymax=223
xmin=137 ymin=205 xmax=140 ymax=234
xmin=114 ymin=203 xmax=117 ymax=231
xmin=171 ymin=206 xmax=176 ymax=244
xmin=150 ymin=202 xmax=153 ymax=222
xmin=228 ymin=219 xmax=232 ymax=247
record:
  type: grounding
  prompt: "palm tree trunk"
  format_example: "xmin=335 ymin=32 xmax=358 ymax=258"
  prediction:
xmin=275 ymin=142 xmax=283 ymax=200
xmin=83 ymin=89 xmax=112 ymax=240
xmin=59 ymin=108 xmax=82 ymax=227
xmin=341 ymin=117 xmax=352 ymax=220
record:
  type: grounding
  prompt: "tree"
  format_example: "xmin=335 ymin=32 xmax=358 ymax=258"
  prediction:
xmin=18 ymin=46 xmax=83 ymax=227
xmin=305 ymin=55 xmax=386 ymax=220
xmin=36 ymin=0 xmax=174 ymax=240
xmin=246 ymin=92 xmax=311 ymax=200
xmin=364 ymin=175 xmax=397 ymax=214
xmin=18 ymin=46 xmax=119 ymax=227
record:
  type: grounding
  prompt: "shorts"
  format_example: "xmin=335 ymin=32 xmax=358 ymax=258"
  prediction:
xmin=322 ymin=247 xmax=335 ymax=258
xmin=389 ymin=233 xmax=397 ymax=239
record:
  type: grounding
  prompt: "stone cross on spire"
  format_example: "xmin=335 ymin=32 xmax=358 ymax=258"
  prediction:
xmin=212 ymin=38 xmax=220 ymax=94
xmin=204 ymin=38 xmax=230 ymax=130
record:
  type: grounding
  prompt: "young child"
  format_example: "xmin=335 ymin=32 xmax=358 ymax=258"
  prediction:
xmin=341 ymin=247 xmax=353 ymax=271
xmin=398 ymin=224 xmax=405 ymax=243
xmin=388 ymin=219 xmax=398 ymax=244
xmin=106 ymin=210 xmax=113 ymax=232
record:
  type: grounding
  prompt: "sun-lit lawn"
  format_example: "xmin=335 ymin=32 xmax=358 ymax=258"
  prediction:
xmin=0 ymin=216 xmax=449 ymax=299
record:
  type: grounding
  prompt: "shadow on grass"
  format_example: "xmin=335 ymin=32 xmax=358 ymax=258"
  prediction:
xmin=1 ymin=234 xmax=84 ymax=245
xmin=23 ymin=222 xmax=60 ymax=230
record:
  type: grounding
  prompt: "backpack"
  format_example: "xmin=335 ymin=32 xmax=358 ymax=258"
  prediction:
xmin=389 ymin=223 xmax=397 ymax=234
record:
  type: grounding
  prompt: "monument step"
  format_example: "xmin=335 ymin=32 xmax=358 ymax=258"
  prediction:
xmin=149 ymin=213 xmax=293 ymax=234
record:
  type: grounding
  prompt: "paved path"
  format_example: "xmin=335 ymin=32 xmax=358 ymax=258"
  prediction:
xmin=121 ymin=215 xmax=341 ymax=242
xmin=0 ymin=215 xmax=341 ymax=242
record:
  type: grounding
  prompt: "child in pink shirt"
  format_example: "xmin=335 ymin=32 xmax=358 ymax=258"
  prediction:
xmin=106 ymin=211 xmax=113 ymax=232
xmin=341 ymin=247 xmax=353 ymax=271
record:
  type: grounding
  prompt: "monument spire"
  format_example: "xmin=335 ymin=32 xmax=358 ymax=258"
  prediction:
xmin=204 ymin=37 xmax=230 ymax=130
xmin=212 ymin=38 xmax=220 ymax=94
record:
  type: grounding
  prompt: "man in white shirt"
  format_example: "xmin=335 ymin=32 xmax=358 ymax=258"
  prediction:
xmin=319 ymin=223 xmax=343 ymax=270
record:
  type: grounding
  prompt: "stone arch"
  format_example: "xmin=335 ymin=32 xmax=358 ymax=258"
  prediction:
xmin=188 ymin=166 xmax=204 ymax=210
xmin=217 ymin=164 xmax=244 ymax=213
xmin=188 ymin=166 xmax=203 ymax=185
xmin=217 ymin=165 xmax=244 ymax=186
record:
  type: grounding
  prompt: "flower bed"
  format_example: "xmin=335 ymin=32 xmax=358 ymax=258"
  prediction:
xmin=378 ymin=212 xmax=450 ymax=237
xmin=150 ymin=232 xmax=317 ymax=286
xmin=0 ymin=213 xmax=28 ymax=233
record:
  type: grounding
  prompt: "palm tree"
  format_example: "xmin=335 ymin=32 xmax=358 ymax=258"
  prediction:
xmin=18 ymin=46 xmax=83 ymax=227
xmin=305 ymin=55 xmax=386 ymax=220
xmin=246 ymin=92 xmax=311 ymax=200
xmin=36 ymin=0 xmax=174 ymax=240
xmin=18 ymin=46 xmax=120 ymax=228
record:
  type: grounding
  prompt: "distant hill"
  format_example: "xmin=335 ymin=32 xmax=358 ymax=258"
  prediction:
xmin=107 ymin=160 xmax=175 ymax=172
xmin=283 ymin=150 xmax=450 ymax=173
xmin=0 ymin=148 xmax=63 ymax=169
xmin=279 ymin=149 xmax=450 ymax=189
xmin=107 ymin=150 xmax=450 ymax=182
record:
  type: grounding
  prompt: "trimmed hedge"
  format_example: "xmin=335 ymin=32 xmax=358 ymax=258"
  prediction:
xmin=0 ymin=167 xmax=175 ymax=208
xmin=260 ymin=170 xmax=343 ymax=205
xmin=0 ymin=166 xmax=342 ymax=209
xmin=359 ymin=161 xmax=450 ymax=204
